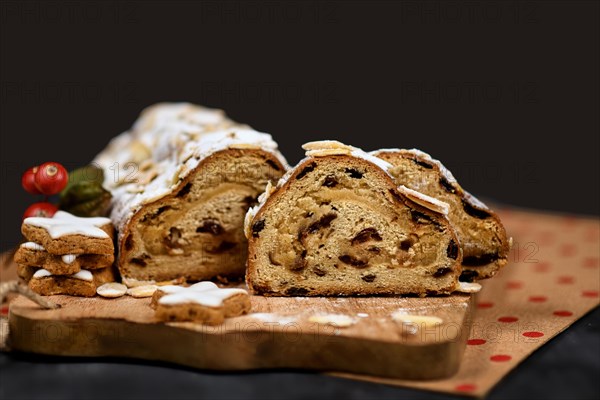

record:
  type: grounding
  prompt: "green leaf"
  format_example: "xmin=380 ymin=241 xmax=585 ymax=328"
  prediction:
xmin=59 ymin=165 xmax=112 ymax=217
xmin=60 ymin=165 xmax=105 ymax=199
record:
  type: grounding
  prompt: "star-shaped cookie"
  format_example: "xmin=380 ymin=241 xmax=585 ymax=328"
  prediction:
xmin=152 ymin=281 xmax=251 ymax=325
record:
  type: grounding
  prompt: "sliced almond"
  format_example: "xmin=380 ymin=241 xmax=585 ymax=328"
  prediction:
xmin=122 ymin=277 xmax=156 ymax=288
xmin=308 ymin=313 xmax=356 ymax=328
xmin=257 ymin=181 xmax=274 ymax=204
xmin=137 ymin=169 xmax=159 ymax=185
xmin=391 ymin=312 xmax=443 ymax=334
xmin=244 ymin=206 xmax=257 ymax=239
xmin=229 ymin=143 xmax=262 ymax=150
xmin=130 ymin=141 xmax=151 ymax=163
xmin=455 ymin=281 xmax=482 ymax=293
xmin=305 ymin=148 xmax=353 ymax=157
xmin=127 ymin=285 xmax=158 ymax=298
xmin=397 ymin=185 xmax=450 ymax=215
xmin=138 ymin=159 xmax=155 ymax=172
xmin=171 ymin=166 xmax=185 ymax=185
xmin=155 ymin=277 xmax=186 ymax=286
xmin=97 ymin=283 xmax=127 ymax=298
xmin=302 ymin=140 xmax=355 ymax=151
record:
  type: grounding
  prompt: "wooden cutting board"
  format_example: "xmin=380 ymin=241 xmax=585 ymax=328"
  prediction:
xmin=7 ymin=287 xmax=474 ymax=380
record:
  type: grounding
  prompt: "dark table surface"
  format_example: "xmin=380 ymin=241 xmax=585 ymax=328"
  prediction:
xmin=1 ymin=307 xmax=598 ymax=400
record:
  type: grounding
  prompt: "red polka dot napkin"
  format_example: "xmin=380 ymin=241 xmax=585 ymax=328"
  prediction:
xmin=336 ymin=207 xmax=600 ymax=397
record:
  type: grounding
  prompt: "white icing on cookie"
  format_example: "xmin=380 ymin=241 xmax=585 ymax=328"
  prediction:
xmin=32 ymin=268 xmax=93 ymax=281
xmin=62 ymin=254 xmax=77 ymax=264
xmin=21 ymin=242 xmax=45 ymax=251
xmin=158 ymin=281 xmax=218 ymax=295
xmin=71 ymin=269 xmax=93 ymax=281
xmin=158 ymin=281 xmax=247 ymax=308
xmin=24 ymin=211 xmax=112 ymax=239
xmin=32 ymin=269 xmax=52 ymax=279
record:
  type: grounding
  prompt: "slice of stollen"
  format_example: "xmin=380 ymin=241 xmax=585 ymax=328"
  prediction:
xmin=245 ymin=141 xmax=463 ymax=296
xmin=93 ymin=103 xmax=288 ymax=283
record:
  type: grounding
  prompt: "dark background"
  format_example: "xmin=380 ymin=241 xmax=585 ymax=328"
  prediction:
xmin=0 ymin=1 xmax=598 ymax=399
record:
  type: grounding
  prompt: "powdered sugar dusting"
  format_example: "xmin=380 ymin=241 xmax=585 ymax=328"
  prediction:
xmin=308 ymin=313 xmax=357 ymax=327
xmin=462 ymin=190 xmax=491 ymax=211
xmin=93 ymin=103 xmax=288 ymax=240
xmin=371 ymin=148 xmax=458 ymax=184
xmin=249 ymin=313 xmax=297 ymax=325
xmin=350 ymin=149 xmax=394 ymax=174
xmin=371 ymin=148 xmax=492 ymax=212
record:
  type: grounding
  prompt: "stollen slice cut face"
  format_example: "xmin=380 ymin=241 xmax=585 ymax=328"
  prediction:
xmin=372 ymin=149 xmax=509 ymax=281
xmin=245 ymin=142 xmax=463 ymax=296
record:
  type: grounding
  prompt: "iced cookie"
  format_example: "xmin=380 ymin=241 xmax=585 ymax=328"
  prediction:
xmin=22 ymin=211 xmax=114 ymax=255
xmin=14 ymin=242 xmax=114 ymax=275
xmin=26 ymin=266 xmax=116 ymax=297
xmin=152 ymin=281 xmax=251 ymax=325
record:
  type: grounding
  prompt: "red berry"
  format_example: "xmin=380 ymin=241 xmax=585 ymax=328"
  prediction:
xmin=22 ymin=166 xmax=42 ymax=194
xmin=34 ymin=162 xmax=68 ymax=195
xmin=23 ymin=202 xmax=58 ymax=220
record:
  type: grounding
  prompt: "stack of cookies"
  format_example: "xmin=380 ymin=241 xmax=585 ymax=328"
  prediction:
xmin=15 ymin=211 xmax=117 ymax=297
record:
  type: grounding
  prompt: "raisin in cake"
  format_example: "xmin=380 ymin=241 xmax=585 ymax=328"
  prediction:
xmin=93 ymin=103 xmax=288 ymax=284
xmin=244 ymin=141 xmax=463 ymax=296
xmin=371 ymin=149 xmax=509 ymax=281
